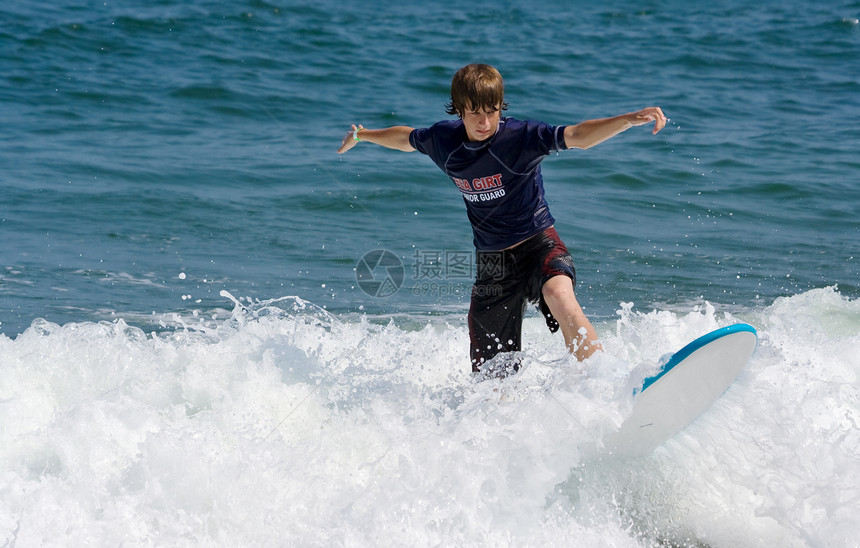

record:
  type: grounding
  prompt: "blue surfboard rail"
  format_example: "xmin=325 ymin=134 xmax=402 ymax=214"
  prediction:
xmin=638 ymin=323 xmax=758 ymax=394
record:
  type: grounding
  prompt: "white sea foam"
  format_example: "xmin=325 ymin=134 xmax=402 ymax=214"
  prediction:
xmin=0 ymin=288 xmax=857 ymax=546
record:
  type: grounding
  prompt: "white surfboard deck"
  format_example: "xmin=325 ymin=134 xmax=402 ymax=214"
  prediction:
xmin=606 ymin=323 xmax=758 ymax=457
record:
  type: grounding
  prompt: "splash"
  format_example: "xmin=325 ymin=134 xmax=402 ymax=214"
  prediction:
xmin=0 ymin=288 xmax=857 ymax=546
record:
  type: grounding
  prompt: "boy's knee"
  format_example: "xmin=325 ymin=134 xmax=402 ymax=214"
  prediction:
xmin=541 ymin=275 xmax=575 ymax=302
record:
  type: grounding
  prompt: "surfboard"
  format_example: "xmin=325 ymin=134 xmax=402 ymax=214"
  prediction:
xmin=606 ymin=323 xmax=758 ymax=457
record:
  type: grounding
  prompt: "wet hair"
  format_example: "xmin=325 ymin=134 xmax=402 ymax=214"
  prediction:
xmin=445 ymin=64 xmax=509 ymax=118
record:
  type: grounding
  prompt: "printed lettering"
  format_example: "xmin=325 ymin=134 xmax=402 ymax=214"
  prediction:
xmin=452 ymin=177 xmax=472 ymax=192
xmin=472 ymin=173 xmax=503 ymax=191
xmin=479 ymin=189 xmax=506 ymax=201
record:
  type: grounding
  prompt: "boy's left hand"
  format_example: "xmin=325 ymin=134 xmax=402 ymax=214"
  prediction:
xmin=630 ymin=107 xmax=667 ymax=134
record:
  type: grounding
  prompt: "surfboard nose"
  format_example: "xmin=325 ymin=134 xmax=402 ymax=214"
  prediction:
xmin=608 ymin=324 xmax=758 ymax=457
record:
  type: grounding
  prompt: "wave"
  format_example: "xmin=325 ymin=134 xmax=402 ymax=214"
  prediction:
xmin=0 ymin=287 xmax=857 ymax=546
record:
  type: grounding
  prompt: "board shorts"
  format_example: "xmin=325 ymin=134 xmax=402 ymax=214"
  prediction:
xmin=468 ymin=226 xmax=577 ymax=373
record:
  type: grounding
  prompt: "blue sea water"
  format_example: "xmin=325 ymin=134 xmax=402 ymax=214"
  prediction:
xmin=1 ymin=1 xmax=859 ymax=546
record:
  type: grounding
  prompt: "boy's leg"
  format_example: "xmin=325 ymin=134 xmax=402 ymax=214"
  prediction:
xmin=468 ymin=282 xmax=526 ymax=373
xmin=541 ymin=274 xmax=601 ymax=361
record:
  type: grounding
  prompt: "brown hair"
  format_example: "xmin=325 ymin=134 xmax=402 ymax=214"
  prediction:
xmin=445 ymin=64 xmax=509 ymax=118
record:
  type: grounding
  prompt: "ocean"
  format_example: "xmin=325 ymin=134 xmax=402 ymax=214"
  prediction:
xmin=1 ymin=0 xmax=858 ymax=545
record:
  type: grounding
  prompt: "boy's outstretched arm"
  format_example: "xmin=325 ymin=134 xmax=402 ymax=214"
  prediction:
xmin=564 ymin=107 xmax=667 ymax=150
xmin=337 ymin=124 xmax=416 ymax=154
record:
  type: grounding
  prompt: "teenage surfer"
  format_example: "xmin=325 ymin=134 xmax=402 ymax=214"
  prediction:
xmin=338 ymin=63 xmax=666 ymax=374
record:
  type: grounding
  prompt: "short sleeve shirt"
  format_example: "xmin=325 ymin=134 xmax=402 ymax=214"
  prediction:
xmin=409 ymin=117 xmax=568 ymax=251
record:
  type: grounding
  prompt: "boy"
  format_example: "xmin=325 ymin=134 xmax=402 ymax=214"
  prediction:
xmin=338 ymin=64 xmax=666 ymax=374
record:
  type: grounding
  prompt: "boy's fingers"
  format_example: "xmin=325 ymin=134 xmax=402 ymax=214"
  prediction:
xmin=337 ymin=124 xmax=361 ymax=153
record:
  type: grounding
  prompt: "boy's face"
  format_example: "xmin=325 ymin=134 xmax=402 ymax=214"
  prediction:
xmin=461 ymin=103 xmax=501 ymax=142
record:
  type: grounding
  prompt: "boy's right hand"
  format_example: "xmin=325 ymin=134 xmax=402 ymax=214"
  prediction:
xmin=337 ymin=124 xmax=363 ymax=154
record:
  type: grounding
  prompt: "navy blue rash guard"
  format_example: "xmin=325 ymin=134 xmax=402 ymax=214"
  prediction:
xmin=409 ymin=117 xmax=569 ymax=251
